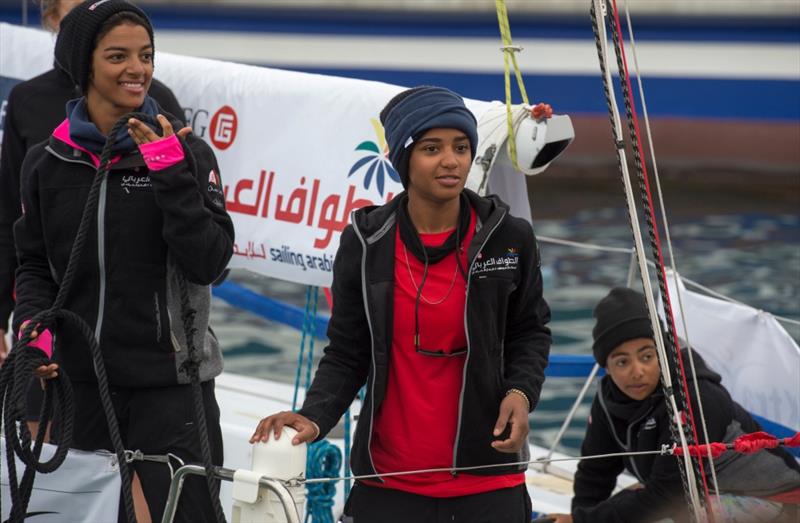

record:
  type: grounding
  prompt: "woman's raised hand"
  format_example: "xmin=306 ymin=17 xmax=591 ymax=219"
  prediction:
xmin=127 ymin=114 xmax=192 ymax=145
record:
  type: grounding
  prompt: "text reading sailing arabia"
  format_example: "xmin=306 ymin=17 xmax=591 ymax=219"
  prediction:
xmin=271 ymin=245 xmax=334 ymax=273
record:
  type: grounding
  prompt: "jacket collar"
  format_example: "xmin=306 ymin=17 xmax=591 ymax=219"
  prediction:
xmin=351 ymin=188 xmax=508 ymax=244
xmin=49 ymin=118 xmax=145 ymax=170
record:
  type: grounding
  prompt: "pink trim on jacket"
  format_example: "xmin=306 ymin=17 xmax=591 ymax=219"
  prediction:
xmin=52 ymin=119 xmax=122 ymax=168
xmin=139 ymin=134 xmax=185 ymax=171
xmin=20 ymin=320 xmax=53 ymax=359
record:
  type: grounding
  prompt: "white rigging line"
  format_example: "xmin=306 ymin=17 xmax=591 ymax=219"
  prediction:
xmin=535 ymin=235 xmax=800 ymax=329
xmin=591 ymin=0 xmax=705 ymax=517
xmin=621 ymin=0 xmax=721 ymax=500
xmin=298 ymin=447 xmax=680 ymax=486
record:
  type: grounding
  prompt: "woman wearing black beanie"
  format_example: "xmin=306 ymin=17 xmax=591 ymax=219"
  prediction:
xmin=12 ymin=2 xmax=234 ymax=522
xmin=548 ymin=287 xmax=800 ymax=523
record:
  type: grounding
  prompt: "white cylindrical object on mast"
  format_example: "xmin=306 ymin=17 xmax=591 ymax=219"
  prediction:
xmin=231 ymin=427 xmax=307 ymax=523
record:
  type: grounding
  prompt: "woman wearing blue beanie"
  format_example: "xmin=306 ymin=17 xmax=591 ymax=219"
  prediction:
xmin=253 ymin=86 xmax=553 ymax=521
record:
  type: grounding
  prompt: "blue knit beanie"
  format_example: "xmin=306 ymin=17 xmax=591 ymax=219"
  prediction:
xmin=380 ymin=86 xmax=478 ymax=189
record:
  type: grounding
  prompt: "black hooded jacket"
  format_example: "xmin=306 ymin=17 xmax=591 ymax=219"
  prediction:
xmin=12 ymin=100 xmax=232 ymax=387
xmin=0 ymin=67 xmax=184 ymax=331
xmin=572 ymin=349 xmax=800 ymax=522
xmin=298 ymin=189 xmax=551 ymax=480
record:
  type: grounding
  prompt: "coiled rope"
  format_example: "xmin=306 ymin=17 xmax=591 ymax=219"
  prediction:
xmin=304 ymin=440 xmax=342 ymax=523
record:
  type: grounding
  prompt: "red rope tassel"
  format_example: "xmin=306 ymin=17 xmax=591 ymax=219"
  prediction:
xmin=672 ymin=431 xmax=800 ymax=458
xmin=673 ymin=442 xmax=728 ymax=458
xmin=783 ymin=432 xmax=800 ymax=448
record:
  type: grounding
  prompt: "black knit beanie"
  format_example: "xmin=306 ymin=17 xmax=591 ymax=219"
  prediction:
xmin=55 ymin=0 xmax=154 ymax=93
xmin=592 ymin=287 xmax=655 ymax=366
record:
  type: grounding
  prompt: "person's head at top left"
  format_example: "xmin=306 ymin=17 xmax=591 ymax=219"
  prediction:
xmin=40 ymin=0 xmax=84 ymax=32
xmin=592 ymin=287 xmax=661 ymax=401
xmin=54 ymin=0 xmax=155 ymax=130
xmin=380 ymin=86 xmax=478 ymax=206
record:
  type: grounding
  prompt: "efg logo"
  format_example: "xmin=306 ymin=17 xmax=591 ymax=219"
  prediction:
xmin=347 ymin=118 xmax=400 ymax=197
xmin=209 ymin=105 xmax=238 ymax=150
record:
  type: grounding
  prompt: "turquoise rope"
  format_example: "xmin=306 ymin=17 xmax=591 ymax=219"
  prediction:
xmin=292 ymin=286 xmax=314 ymax=411
xmin=305 ymin=440 xmax=342 ymax=523
xmin=291 ymin=286 xmax=339 ymax=522
xmin=303 ymin=287 xmax=319 ymax=391
xmin=343 ymin=409 xmax=351 ymax=498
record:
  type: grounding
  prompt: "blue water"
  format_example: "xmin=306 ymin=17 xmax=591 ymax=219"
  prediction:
xmin=211 ymin=208 xmax=800 ymax=454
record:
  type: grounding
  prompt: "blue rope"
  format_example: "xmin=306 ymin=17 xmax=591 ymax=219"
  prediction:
xmin=292 ymin=286 xmax=314 ymax=411
xmin=303 ymin=287 xmax=319 ymax=391
xmin=305 ymin=440 xmax=342 ymax=523
xmin=344 ymin=386 xmax=365 ymax=499
xmin=343 ymin=409 xmax=351 ymax=498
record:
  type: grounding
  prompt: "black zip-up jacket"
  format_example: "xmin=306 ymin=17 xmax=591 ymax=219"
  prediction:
xmin=572 ymin=349 xmax=800 ymax=522
xmin=298 ymin=189 xmax=551 ymax=480
xmin=12 ymin=110 xmax=233 ymax=387
xmin=0 ymin=67 xmax=184 ymax=331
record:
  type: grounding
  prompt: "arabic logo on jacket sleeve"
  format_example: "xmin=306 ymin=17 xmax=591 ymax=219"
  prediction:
xmin=347 ymin=118 xmax=401 ymax=197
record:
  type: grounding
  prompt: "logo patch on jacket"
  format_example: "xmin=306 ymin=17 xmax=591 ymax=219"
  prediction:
xmin=471 ymin=247 xmax=519 ymax=276
xmin=643 ymin=416 xmax=657 ymax=431
xmin=121 ymin=175 xmax=152 ymax=193
xmin=207 ymin=169 xmax=225 ymax=207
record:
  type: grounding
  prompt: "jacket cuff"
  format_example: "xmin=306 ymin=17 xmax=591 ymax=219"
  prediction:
xmin=139 ymin=134 xmax=185 ymax=171
xmin=20 ymin=320 xmax=53 ymax=358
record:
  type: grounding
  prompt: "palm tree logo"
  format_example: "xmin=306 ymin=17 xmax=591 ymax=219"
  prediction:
xmin=348 ymin=118 xmax=401 ymax=197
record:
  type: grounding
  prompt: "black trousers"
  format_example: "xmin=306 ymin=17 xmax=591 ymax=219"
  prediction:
xmin=66 ymin=379 xmax=223 ymax=523
xmin=342 ymin=482 xmax=532 ymax=523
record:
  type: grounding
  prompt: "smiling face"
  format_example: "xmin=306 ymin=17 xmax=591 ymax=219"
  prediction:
xmin=606 ymin=337 xmax=662 ymax=401
xmin=86 ymin=21 xmax=153 ymax=124
xmin=407 ymin=127 xmax=471 ymax=205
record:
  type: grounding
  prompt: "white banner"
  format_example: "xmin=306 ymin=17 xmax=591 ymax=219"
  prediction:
xmin=0 ymin=23 xmax=501 ymax=287
xmin=660 ymin=271 xmax=800 ymax=432
xmin=1 ymin=440 xmax=121 ymax=522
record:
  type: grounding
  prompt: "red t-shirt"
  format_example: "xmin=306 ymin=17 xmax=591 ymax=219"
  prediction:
xmin=367 ymin=208 xmax=524 ymax=497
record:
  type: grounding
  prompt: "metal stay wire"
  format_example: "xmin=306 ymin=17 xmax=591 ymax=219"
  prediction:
xmin=535 ymin=235 xmax=799 ymax=328
xmin=296 ymin=446 xmax=680 ymax=486
xmin=590 ymin=0 xmax=704 ymax=516
xmin=620 ymin=0 xmax=721 ymax=500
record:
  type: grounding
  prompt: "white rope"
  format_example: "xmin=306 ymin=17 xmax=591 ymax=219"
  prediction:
xmin=534 ymin=235 xmax=800 ymax=329
xmin=298 ymin=447 xmax=677 ymax=486
xmin=591 ymin=0 xmax=704 ymax=516
xmin=537 ymin=235 xmax=633 ymax=254
xmin=622 ymin=0 xmax=720 ymax=501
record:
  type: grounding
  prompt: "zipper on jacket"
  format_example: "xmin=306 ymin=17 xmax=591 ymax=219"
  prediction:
xmin=597 ymin=382 xmax=651 ymax=483
xmin=625 ymin=409 xmax=653 ymax=482
xmin=351 ymin=215 xmax=383 ymax=482
xmin=93 ymin=176 xmax=109 ymax=342
xmin=452 ymin=208 xmax=507 ymax=475
xmin=46 ymin=143 xmax=106 ymax=340
xmin=45 ymin=145 xmax=97 ymax=171
xmin=165 ymin=302 xmax=181 ymax=352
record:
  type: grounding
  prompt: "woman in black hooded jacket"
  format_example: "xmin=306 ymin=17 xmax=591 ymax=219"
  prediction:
xmin=550 ymin=287 xmax=800 ymax=523
xmin=13 ymin=2 xmax=233 ymax=521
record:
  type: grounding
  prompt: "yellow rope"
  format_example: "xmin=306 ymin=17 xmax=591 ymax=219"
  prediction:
xmin=495 ymin=0 xmax=530 ymax=171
